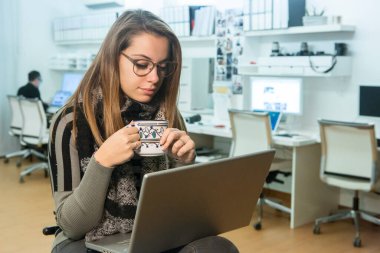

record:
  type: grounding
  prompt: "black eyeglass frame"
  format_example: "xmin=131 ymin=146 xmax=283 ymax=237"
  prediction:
xmin=121 ymin=52 xmax=177 ymax=77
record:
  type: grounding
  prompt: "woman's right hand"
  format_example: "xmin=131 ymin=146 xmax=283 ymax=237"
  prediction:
xmin=94 ymin=125 xmax=140 ymax=168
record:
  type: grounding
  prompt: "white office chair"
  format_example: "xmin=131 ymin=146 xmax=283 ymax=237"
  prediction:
xmin=18 ymin=97 xmax=49 ymax=183
xmin=228 ymin=109 xmax=292 ymax=230
xmin=313 ymin=119 xmax=380 ymax=247
xmin=3 ymin=95 xmax=32 ymax=166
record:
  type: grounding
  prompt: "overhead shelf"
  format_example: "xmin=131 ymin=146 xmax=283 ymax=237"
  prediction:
xmin=245 ymin=24 xmax=355 ymax=37
xmin=179 ymin=35 xmax=216 ymax=42
xmin=238 ymin=56 xmax=352 ymax=77
xmin=55 ymin=40 xmax=104 ymax=45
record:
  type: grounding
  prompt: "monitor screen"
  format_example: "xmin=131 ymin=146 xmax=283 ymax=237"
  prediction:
xmin=61 ymin=72 xmax=83 ymax=94
xmin=359 ymin=85 xmax=380 ymax=117
xmin=50 ymin=90 xmax=72 ymax=107
xmin=250 ymin=77 xmax=302 ymax=114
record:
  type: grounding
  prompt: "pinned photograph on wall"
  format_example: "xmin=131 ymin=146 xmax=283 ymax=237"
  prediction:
xmin=215 ymin=8 xmax=244 ymax=81
xmin=232 ymin=75 xmax=243 ymax=94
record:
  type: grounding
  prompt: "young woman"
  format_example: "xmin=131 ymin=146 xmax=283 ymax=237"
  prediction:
xmin=48 ymin=9 xmax=238 ymax=253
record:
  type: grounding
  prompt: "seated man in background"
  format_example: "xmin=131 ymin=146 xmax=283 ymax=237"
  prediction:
xmin=17 ymin=70 xmax=48 ymax=111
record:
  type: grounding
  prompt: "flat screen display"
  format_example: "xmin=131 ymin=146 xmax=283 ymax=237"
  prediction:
xmin=359 ymin=85 xmax=380 ymax=117
xmin=251 ymin=77 xmax=302 ymax=115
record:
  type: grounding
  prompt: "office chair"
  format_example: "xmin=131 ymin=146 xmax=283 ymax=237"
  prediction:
xmin=3 ymin=95 xmax=32 ymax=167
xmin=228 ymin=109 xmax=292 ymax=230
xmin=313 ymin=119 xmax=380 ymax=247
xmin=18 ymin=97 xmax=49 ymax=183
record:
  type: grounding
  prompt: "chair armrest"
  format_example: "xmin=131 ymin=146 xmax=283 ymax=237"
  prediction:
xmin=42 ymin=226 xmax=61 ymax=236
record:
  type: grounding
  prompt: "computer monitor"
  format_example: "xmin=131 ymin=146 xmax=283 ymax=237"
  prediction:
xmin=61 ymin=72 xmax=83 ymax=94
xmin=250 ymin=77 xmax=302 ymax=115
xmin=359 ymin=85 xmax=380 ymax=117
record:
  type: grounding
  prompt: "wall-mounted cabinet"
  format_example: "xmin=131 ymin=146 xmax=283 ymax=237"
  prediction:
xmin=178 ymin=58 xmax=213 ymax=111
xmin=50 ymin=12 xmax=116 ymax=71
xmin=53 ymin=12 xmax=117 ymax=43
xmin=49 ymin=53 xmax=96 ymax=71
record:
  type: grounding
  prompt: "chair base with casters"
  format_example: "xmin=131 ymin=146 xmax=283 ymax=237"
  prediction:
xmin=253 ymin=170 xmax=292 ymax=230
xmin=19 ymin=162 xmax=49 ymax=183
xmin=3 ymin=147 xmax=47 ymax=167
xmin=2 ymin=140 xmax=48 ymax=169
xmin=3 ymin=146 xmax=34 ymax=167
xmin=313 ymin=190 xmax=380 ymax=247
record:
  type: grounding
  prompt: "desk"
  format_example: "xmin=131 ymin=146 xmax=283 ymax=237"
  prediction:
xmin=186 ymin=122 xmax=339 ymax=228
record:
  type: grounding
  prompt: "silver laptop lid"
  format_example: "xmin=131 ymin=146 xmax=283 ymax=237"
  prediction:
xmin=129 ymin=150 xmax=274 ymax=253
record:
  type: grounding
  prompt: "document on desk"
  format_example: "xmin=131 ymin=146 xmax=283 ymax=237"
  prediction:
xmin=186 ymin=122 xmax=232 ymax=138
xmin=273 ymin=134 xmax=317 ymax=147
xmin=212 ymin=93 xmax=230 ymax=124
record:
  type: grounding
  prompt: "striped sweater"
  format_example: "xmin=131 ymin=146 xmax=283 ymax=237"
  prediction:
xmin=48 ymin=101 xmax=182 ymax=248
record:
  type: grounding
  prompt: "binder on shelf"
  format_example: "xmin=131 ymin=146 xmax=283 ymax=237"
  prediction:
xmin=280 ymin=0 xmax=289 ymax=29
xmin=243 ymin=0 xmax=251 ymax=31
xmin=272 ymin=0 xmax=280 ymax=29
xmin=161 ymin=5 xmax=215 ymax=38
xmin=288 ymin=0 xmax=305 ymax=27
xmin=53 ymin=11 xmax=118 ymax=43
xmin=265 ymin=0 xmax=273 ymax=29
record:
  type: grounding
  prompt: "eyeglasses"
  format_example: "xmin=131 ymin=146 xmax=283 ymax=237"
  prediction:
xmin=121 ymin=53 xmax=177 ymax=77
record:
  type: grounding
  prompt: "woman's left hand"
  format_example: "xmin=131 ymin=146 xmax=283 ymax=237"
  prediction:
xmin=160 ymin=128 xmax=196 ymax=164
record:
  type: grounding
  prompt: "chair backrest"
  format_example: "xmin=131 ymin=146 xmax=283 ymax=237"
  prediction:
xmin=319 ymin=119 xmax=378 ymax=189
xmin=7 ymin=95 xmax=23 ymax=135
xmin=229 ymin=109 xmax=272 ymax=157
xmin=19 ymin=97 xmax=47 ymax=144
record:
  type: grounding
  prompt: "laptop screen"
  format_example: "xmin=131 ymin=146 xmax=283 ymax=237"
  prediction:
xmin=50 ymin=90 xmax=72 ymax=107
xmin=253 ymin=110 xmax=282 ymax=132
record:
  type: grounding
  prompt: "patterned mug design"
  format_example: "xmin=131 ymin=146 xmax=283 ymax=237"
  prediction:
xmin=133 ymin=120 xmax=168 ymax=157
xmin=138 ymin=124 xmax=166 ymax=140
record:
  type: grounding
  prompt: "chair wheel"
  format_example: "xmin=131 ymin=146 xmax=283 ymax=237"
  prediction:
xmin=16 ymin=161 xmax=22 ymax=167
xmin=253 ymin=222 xmax=262 ymax=230
xmin=313 ymin=225 xmax=320 ymax=234
xmin=4 ymin=158 xmax=9 ymax=164
xmin=19 ymin=177 xmax=24 ymax=183
xmin=353 ymin=237 xmax=361 ymax=247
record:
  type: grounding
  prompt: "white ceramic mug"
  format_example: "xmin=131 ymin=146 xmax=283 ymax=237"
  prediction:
xmin=133 ymin=120 xmax=168 ymax=156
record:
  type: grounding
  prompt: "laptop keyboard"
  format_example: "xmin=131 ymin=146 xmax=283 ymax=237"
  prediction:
xmin=116 ymin=238 xmax=131 ymax=245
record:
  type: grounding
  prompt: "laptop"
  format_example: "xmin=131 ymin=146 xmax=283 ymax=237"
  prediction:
xmin=253 ymin=110 xmax=282 ymax=133
xmin=85 ymin=150 xmax=275 ymax=253
xmin=47 ymin=90 xmax=72 ymax=113
xmin=50 ymin=90 xmax=71 ymax=108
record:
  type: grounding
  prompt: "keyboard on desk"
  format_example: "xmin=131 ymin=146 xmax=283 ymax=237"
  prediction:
xmin=274 ymin=133 xmax=299 ymax=138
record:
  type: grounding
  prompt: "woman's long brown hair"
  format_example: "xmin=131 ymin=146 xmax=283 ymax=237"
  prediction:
xmin=66 ymin=9 xmax=183 ymax=146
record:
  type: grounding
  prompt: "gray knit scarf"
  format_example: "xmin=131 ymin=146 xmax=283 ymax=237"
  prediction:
xmin=75 ymin=89 xmax=176 ymax=242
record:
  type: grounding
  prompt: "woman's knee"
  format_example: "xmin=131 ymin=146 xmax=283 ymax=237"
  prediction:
xmin=178 ymin=236 xmax=239 ymax=253
xmin=52 ymin=239 xmax=88 ymax=253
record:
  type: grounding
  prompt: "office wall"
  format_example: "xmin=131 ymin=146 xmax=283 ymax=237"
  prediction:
xmin=291 ymin=0 xmax=380 ymax=212
xmin=304 ymin=0 xmax=380 ymax=212
xmin=3 ymin=0 xmax=380 ymax=211
xmin=0 ymin=0 xmax=88 ymax=155
xmin=16 ymin=0 xmax=90 ymax=99
xmin=292 ymin=0 xmax=380 ymax=130
xmin=0 ymin=1 xmax=20 ymax=155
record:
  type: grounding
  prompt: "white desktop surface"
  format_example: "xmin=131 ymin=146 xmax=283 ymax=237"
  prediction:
xmin=184 ymin=113 xmax=338 ymax=229
xmin=185 ymin=122 xmax=318 ymax=147
xmin=47 ymin=106 xmax=60 ymax=114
